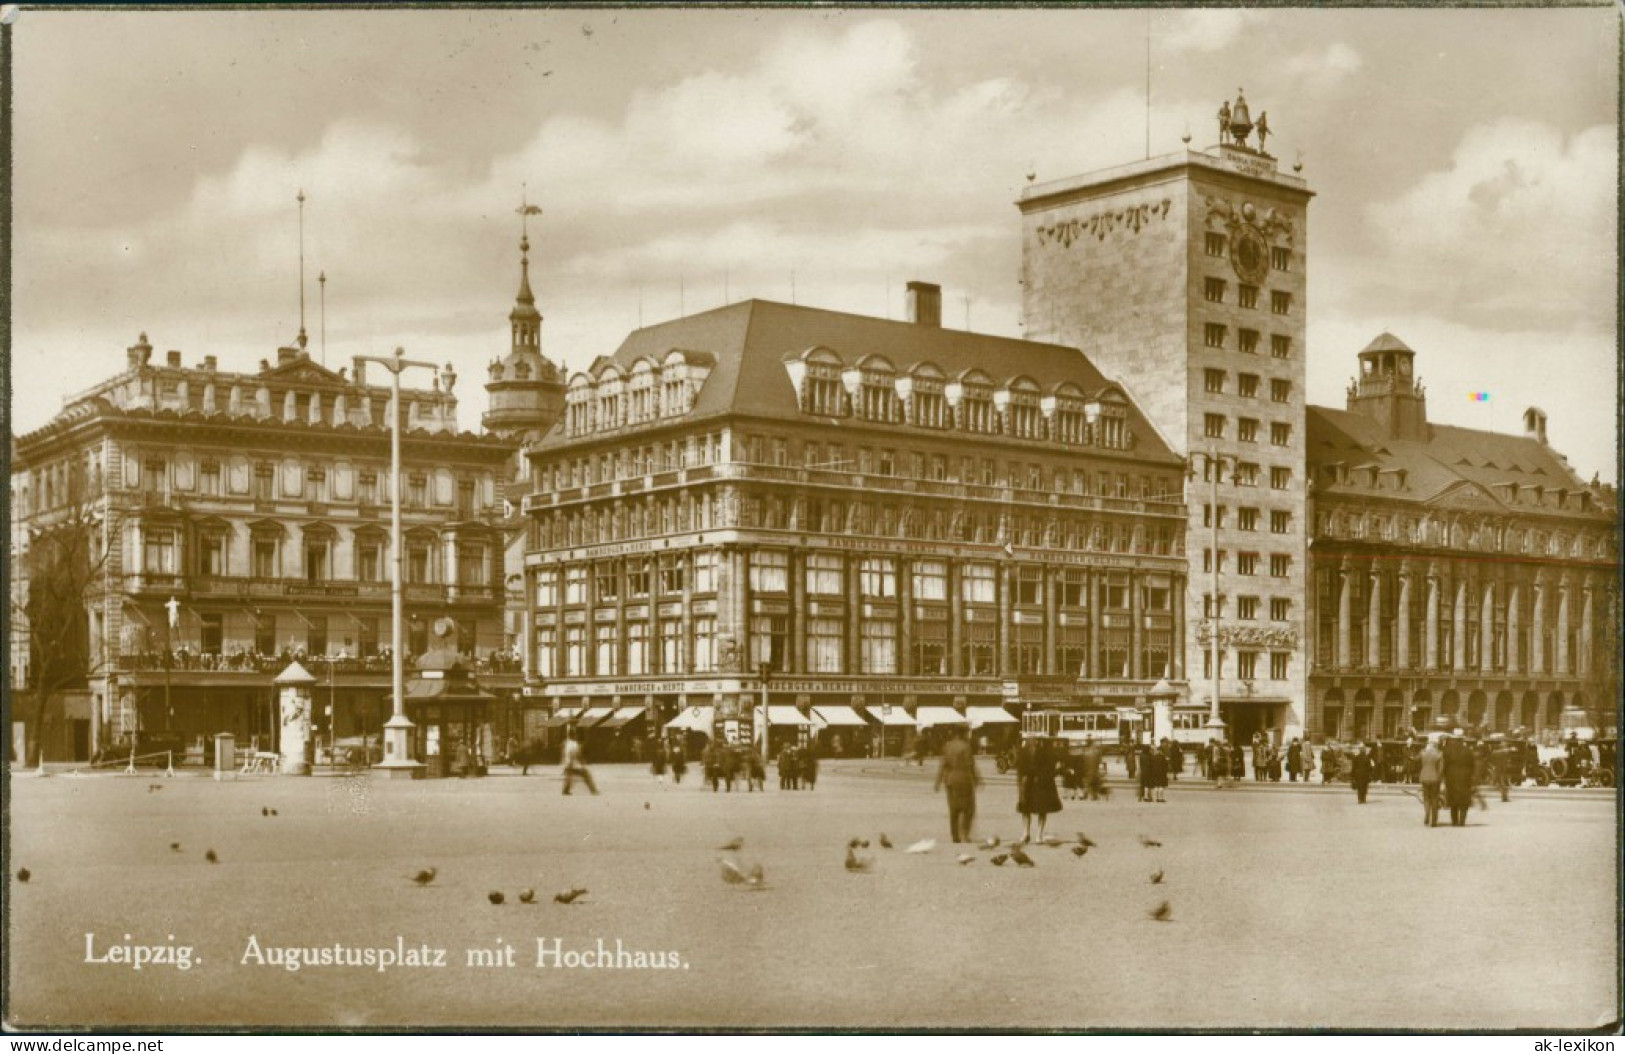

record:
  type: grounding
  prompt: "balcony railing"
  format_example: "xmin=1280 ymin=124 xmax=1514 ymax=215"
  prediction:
xmin=130 ymin=575 xmax=500 ymax=605
xmin=116 ymin=648 xmax=523 ymax=676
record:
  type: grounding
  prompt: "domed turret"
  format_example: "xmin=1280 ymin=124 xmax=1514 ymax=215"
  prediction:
xmin=483 ymin=207 xmax=564 ymax=442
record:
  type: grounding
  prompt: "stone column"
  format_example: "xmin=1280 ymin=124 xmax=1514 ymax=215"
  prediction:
xmin=1128 ymin=571 xmax=1142 ymax=680
xmin=1531 ymin=573 xmax=1546 ymax=675
xmin=1452 ymin=579 xmax=1468 ymax=673
xmin=898 ymin=558 xmax=914 ymax=676
xmin=1043 ymin=565 xmax=1058 ymax=676
xmin=1555 ymin=575 xmax=1571 ymax=676
xmin=1396 ymin=566 xmax=1413 ymax=670
xmin=997 ymin=563 xmax=1013 ymax=678
xmin=948 ymin=563 xmax=964 ymax=678
xmin=1480 ymin=582 xmax=1495 ymax=672
xmin=1578 ymin=583 xmax=1594 ymax=678
xmin=1424 ymin=569 xmax=1440 ymax=671
xmin=1506 ymin=582 xmax=1521 ymax=674
xmin=1366 ymin=567 xmax=1382 ymax=669
xmin=1172 ymin=575 xmax=1185 ymax=680
xmin=848 ymin=556 xmax=863 ymax=675
xmin=1336 ymin=563 xmax=1352 ymax=669
xmin=1087 ymin=570 xmax=1100 ymax=681
xmin=790 ymin=552 xmax=807 ymax=674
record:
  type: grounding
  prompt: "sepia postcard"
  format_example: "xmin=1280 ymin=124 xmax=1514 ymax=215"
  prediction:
xmin=3 ymin=3 xmax=1620 ymax=1036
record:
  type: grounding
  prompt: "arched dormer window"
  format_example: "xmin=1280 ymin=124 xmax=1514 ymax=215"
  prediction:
xmin=595 ymin=366 xmax=625 ymax=431
xmin=998 ymin=376 xmax=1042 ymax=439
xmin=1049 ymin=381 xmax=1088 ymax=445
xmin=627 ymin=359 xmax=658 ymax=424
xmin=905 ymin=361 xmax=948 ymax=429
xmin=950 ymin=369 xmax=995 ymax=434
xmin=850 ymin=355 xmax=902 ymax=423
xmin=1089 ymin=388 xmax=1131 ymax=449
xmin=565 ymin=374 xmax=595 ymax=436
xmin=784 ymin=347 xmax=846 ymax=417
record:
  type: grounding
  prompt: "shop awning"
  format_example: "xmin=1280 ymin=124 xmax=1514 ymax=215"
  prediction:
xmin=915 ymin=706 xmax=968 ymax=729
xmin=554 ymin=706 xmax=582 ymax=721
xmin=966 ymin=705 xmax=1018 ymax=727
xmin=765 ymin=705 xmax=813 ymax=726
xmin=864 ymin=707 xmax=916 ymax=727
xmin=598 ymin=705 xmax=647 ymax=730
xmin=812 ymin=705 xmax=869 ymax=727
xmin=577 ymin=706 xmax=615 ymax=727
xmin=665 ymin=706 xmax=715 ymax=733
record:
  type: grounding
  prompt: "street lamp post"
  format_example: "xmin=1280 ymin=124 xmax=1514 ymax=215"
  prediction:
xmin=354 ymin=347 xmax=449 ymax=778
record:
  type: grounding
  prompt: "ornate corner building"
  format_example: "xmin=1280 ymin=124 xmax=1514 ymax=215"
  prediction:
xmin=1305 ymin=334 xmax=1619 ymax=739
xmin=11 ymin=331 xmax=521 ymax=763
xmin=519 ymin=286 xmax=1191 ymax=743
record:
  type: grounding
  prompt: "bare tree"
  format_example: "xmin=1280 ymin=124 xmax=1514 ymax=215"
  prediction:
xmin=18 ymin=494 xmax=115 ymax=766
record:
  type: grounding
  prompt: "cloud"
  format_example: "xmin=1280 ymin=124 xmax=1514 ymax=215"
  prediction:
xmin=1358 ymin=120 xmax=1616 ymax=333
xmin=1160 ymin=10 xmax=1264 ymax=55
xmin=1282 ymin=42 xmax=1363 ymax=85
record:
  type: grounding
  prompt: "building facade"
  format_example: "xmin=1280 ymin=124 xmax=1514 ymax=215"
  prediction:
xmin=1018 ymin=92 xmax=1312 ymax=743
xmin=1305 ymin=334 xmax=1619 ymax=740
xmin=11 ymin=333 xmax=515 ymax=763
xmin=520 ymin=290 xmax=1192 ymax=749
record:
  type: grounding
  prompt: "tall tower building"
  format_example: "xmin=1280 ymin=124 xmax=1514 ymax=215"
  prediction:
xmin=1019 ymin=91 xmax=1312 ymax=742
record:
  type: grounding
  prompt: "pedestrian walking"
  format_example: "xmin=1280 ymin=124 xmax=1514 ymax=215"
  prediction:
xmin=1490 ymin=735 xmax=1513 ymax=803
xmin=1015 ymin=736 xmax=1063 ymax=844
xmin=1443 ymin=733 xmax=1476 ymax=827
xmin=1163 ymin=737 xmax=1182 ymax=783
xmin=1349 ymin=742 xmax=1373 ymax=804
xmin=1081 ymin=738 xmax=1107 ymax=800
xmin=561 ymin=731 xmax=599 ymax=796
xmin=702 ymin=742 xmax=720 ymax=792
xmin=1209 ymin=739 xmax=1229 ymax=787
xmin=1471 ymin=740 xmax=1491 ymax=810
xmin=746 ymin=743 xmax=767 ymax=792
xmin=1321 ymin=743 xmax=1339 ymax=785
xmin=934 ymin=726 xmax=981 ymax=843
xmin=801 ymin=745 xmax=819 ymax=790
xmin=670 ymin=740 xmax=687 ymax=785
xmin=1302 ymin=741 xmax=1315 ymax=783
xmin=1287 ymin=738 xmax=1302 ymax=782
xmin=778 ymin=746 xmax=796 ymax=790
xmin=1231 ymin=741 xmax=1246 ymax=784
xmin=1252 ymin=733 xmax=1267 ymax=782
xmin=1062 ymin=750 xmax=1083 ymax=801
xmin=1137 ymin=744 xmax=1154 ymax=803
xmin=1146 ymin=743 xmax=1168 ymax=803
xmin=650 ymin=738 xmax=669 ymax=784
xmin=1418 ymin=736 xmax=1444 ymax=827
xmin=720 ymin=743 xmax=740 ymax=793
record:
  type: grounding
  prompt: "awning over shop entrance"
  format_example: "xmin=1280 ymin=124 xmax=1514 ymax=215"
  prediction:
xmin=864 ymin=707 xmax=915 ymax=727
xmin=665 ymin=706 xmax=715 ymax=733
xmin=765 ymin=705 xmax=813 ymax=726
xmin=598 ymin=706 xmax=647 ymax=730
xmin=915 ymin=706 xmax=968 ymax=729
xmin=812 ymin=705 xmax=869 ymax=727
xmin=965 ymin=705 xmax=1018 ymax=727
xmin=577 ymin=706 xmax=615 ymax=727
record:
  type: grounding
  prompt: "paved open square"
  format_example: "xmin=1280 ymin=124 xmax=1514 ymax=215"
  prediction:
xmin=4 ymin=763 xmax=1617 ymax=1031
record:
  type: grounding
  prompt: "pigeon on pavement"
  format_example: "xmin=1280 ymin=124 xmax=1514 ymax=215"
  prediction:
xmin=518 ymin=889 xmax=536 ymax=904
xmin=957 ymin=854 xmax=975 ymax=866
xmin=1011 ymin=845 xmax=1036 ymax=868
xmin=717 ymin=837 xmax=744 ymax=852
xmin=204 ymin=850 xmax=218 ymax=864
xmin=262 ymin=807 xmax=270 ymax=817
xmin=16 ymin=868 xmax=30 ymax=883
xmin=1150 ymin=901 xmax=1172 ymax=922
xmin=1139 ymin=836 xmax=1163 ymax=848
xmin=411 ymin=868 xmax=438 ymax=886
xmin=879 ymin=834 xmax=893 ymax=849
xmin=555 ymin=887 xmax=588 ymax=904
xmin=169 ymin=843 xmax=182 ymax=853
xmin=1151 ymin=869 xmax=1165 ymax=884
xmin=1071 ymin=845 xmax=1088 ymax=858
xmin=990 ymin=854 xmax=1009 ymax=867
xmin=904 ymin=839 xmax=936 ymax=854
xmin=980 ymin=836 xmax=1001 ymax=851
xmin=488 ymin=891 xmax=505 ymax=905
xmin=1077 ymin=832 xmax=1097 ymax=848
xmin=844 ymin=848 xmax=873 ymax=873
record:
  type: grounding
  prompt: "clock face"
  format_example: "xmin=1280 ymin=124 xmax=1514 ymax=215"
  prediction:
xmin=1230 ymin=225 xmax=1270 ymax=284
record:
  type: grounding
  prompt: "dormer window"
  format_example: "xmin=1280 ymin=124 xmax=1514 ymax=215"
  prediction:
xmin=1000 ymin=378 xmax=1043 ymax=439
xmin=855 ymin=357 xmax=902 ymax=423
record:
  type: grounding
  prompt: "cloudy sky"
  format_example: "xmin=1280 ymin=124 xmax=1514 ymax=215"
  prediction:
xmin=9 ymin=6 xmax=1619 ymax=479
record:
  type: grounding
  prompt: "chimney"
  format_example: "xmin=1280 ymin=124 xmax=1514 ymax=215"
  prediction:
xmin=905 ymin=281 xmax=942 ymax=327
xmin=1523 ymin=406 xmax=1548 ymax=445
xmin=202 ymin=355 xmax=218 ymax=371
xmin=166 ymin=350 xmax=183 ymax=368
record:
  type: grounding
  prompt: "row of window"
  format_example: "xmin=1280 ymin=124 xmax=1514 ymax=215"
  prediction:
xmin=1202 ymin=650 xmax=1292 ymax=681
xmin=1201 ymin=327 xmax=1292 ymax=358
xmin=539 ymin=554 xmax=1174 ymax=610
xmin=140 ymin=527 xmax=488 ymax=586
xmin=540 ymin=433 xmax=725 ymax=492
xmin=1202 ymin=594 xmax=1294 ymax=621
xmin=1201 ymin=368 xmax=1293 ymax=402
xmin=531 ymin=494 xmax=1182 ymax=556
xmin=537 ymin=616 xmax=1174 ymax=680
xmin=1202 ymin=505 xmax=1295 ymax=534
xmin=1204 ymin=232 xmax=1292 ymax=272
xmin=1314 ymin=618 xmax=1596 ymax=678
xmin=130 ymin=456 xmax=486 ymax=513
xmin=1201 ymin=278 xmax=1293 ymax=316
xmin=1201 ymin=549 xmax=1295 ymax=578
xmin=1316 ymin=509 xmax=1608 ymax=560
xmin=1195 ymin=460 xmax=1293 ymax=490
xmin=1202 ymin=415 xmax=1294 ymax=445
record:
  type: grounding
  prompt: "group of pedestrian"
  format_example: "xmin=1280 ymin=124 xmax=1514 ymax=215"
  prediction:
xmin=646 ymin=738 xmax=689 ymax=785
xmin=1415 ymin=732 xmax=1485 ymax=826
xmin=1285 ymin=738 xmax=1315 ymax=782
xmin=700 ymin=741 xmax=768 ymax=792
xmin=776 ymin=744 xmax=819 ymax=790
xmin=1136 ymin=742 xmax=1170 ymax=803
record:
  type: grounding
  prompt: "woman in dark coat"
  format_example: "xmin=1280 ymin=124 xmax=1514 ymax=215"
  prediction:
xmin=1442 ymin=737 xmax=1477 ymax=826
xmin=1016 ymin=737 xmax=1063 ymax=843
xmin=669 ymin=741 xmax=687 ymax=784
